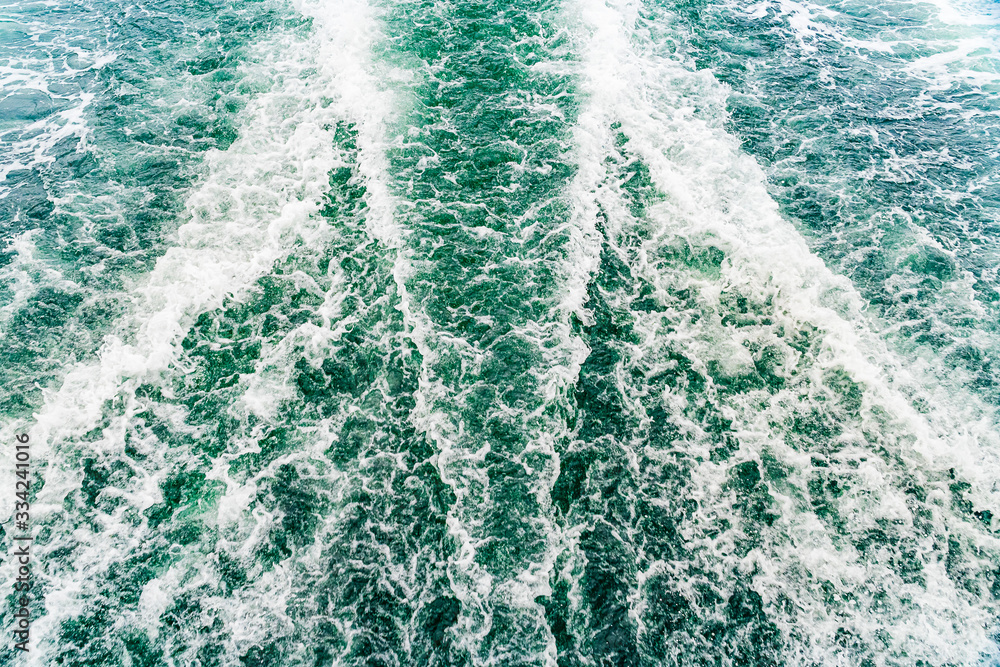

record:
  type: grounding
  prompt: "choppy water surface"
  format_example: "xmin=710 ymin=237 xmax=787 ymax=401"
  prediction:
xmin=2 ymin=0 xmax=1000 ymax=665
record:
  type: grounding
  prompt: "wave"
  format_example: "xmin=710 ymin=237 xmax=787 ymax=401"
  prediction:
xmin=2 ymin=0 xmax=999 ymax=665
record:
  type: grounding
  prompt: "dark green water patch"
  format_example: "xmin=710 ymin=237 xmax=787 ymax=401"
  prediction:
xmin=377 ymin=0 xmax=581 ymax=660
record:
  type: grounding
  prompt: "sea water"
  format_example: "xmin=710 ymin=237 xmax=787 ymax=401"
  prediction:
xmin=2 ymin=0 xmax=1000 ymax=665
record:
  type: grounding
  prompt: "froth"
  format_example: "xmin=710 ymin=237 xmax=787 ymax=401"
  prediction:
xmin=0 ymin=0 xmax=385 ymax=659
xmin=564 ymin=0 xmax=1000 ymax=661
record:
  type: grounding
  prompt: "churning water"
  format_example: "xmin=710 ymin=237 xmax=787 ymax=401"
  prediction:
xmin=3 ymin=0 xmax=1000 ymax=664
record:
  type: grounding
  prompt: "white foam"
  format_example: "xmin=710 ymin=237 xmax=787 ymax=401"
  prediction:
xmin=0 ymin=0 xmax=386 ymax=659
xmin=921 ymin=0 xmax=1000 ymax=26
xmin=3 ymin=0 xmax=999 ymax=661
xmin=563 ymin=0 xmax=1000 ymax=661
xmin=0 ymin=229 xmax=72 ymax=328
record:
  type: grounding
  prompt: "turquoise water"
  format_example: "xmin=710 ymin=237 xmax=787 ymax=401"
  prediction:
xmin=2 ymin=0 xmax=1000 ymax=664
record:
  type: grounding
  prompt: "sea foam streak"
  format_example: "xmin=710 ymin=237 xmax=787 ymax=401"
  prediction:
xmin=543 ymin=0 xmax=1000 ymax=663
xmin=2 ymin=0 xmax=999 ymax=664
xmin=698 ymin=0 xmax=1000 ymax=420
xmin=0 ymin=0 xmax=376 ymax=660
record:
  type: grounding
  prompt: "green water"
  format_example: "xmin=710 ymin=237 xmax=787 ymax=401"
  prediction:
xmin=2 ymin=0 xmax=1000 ymax=665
